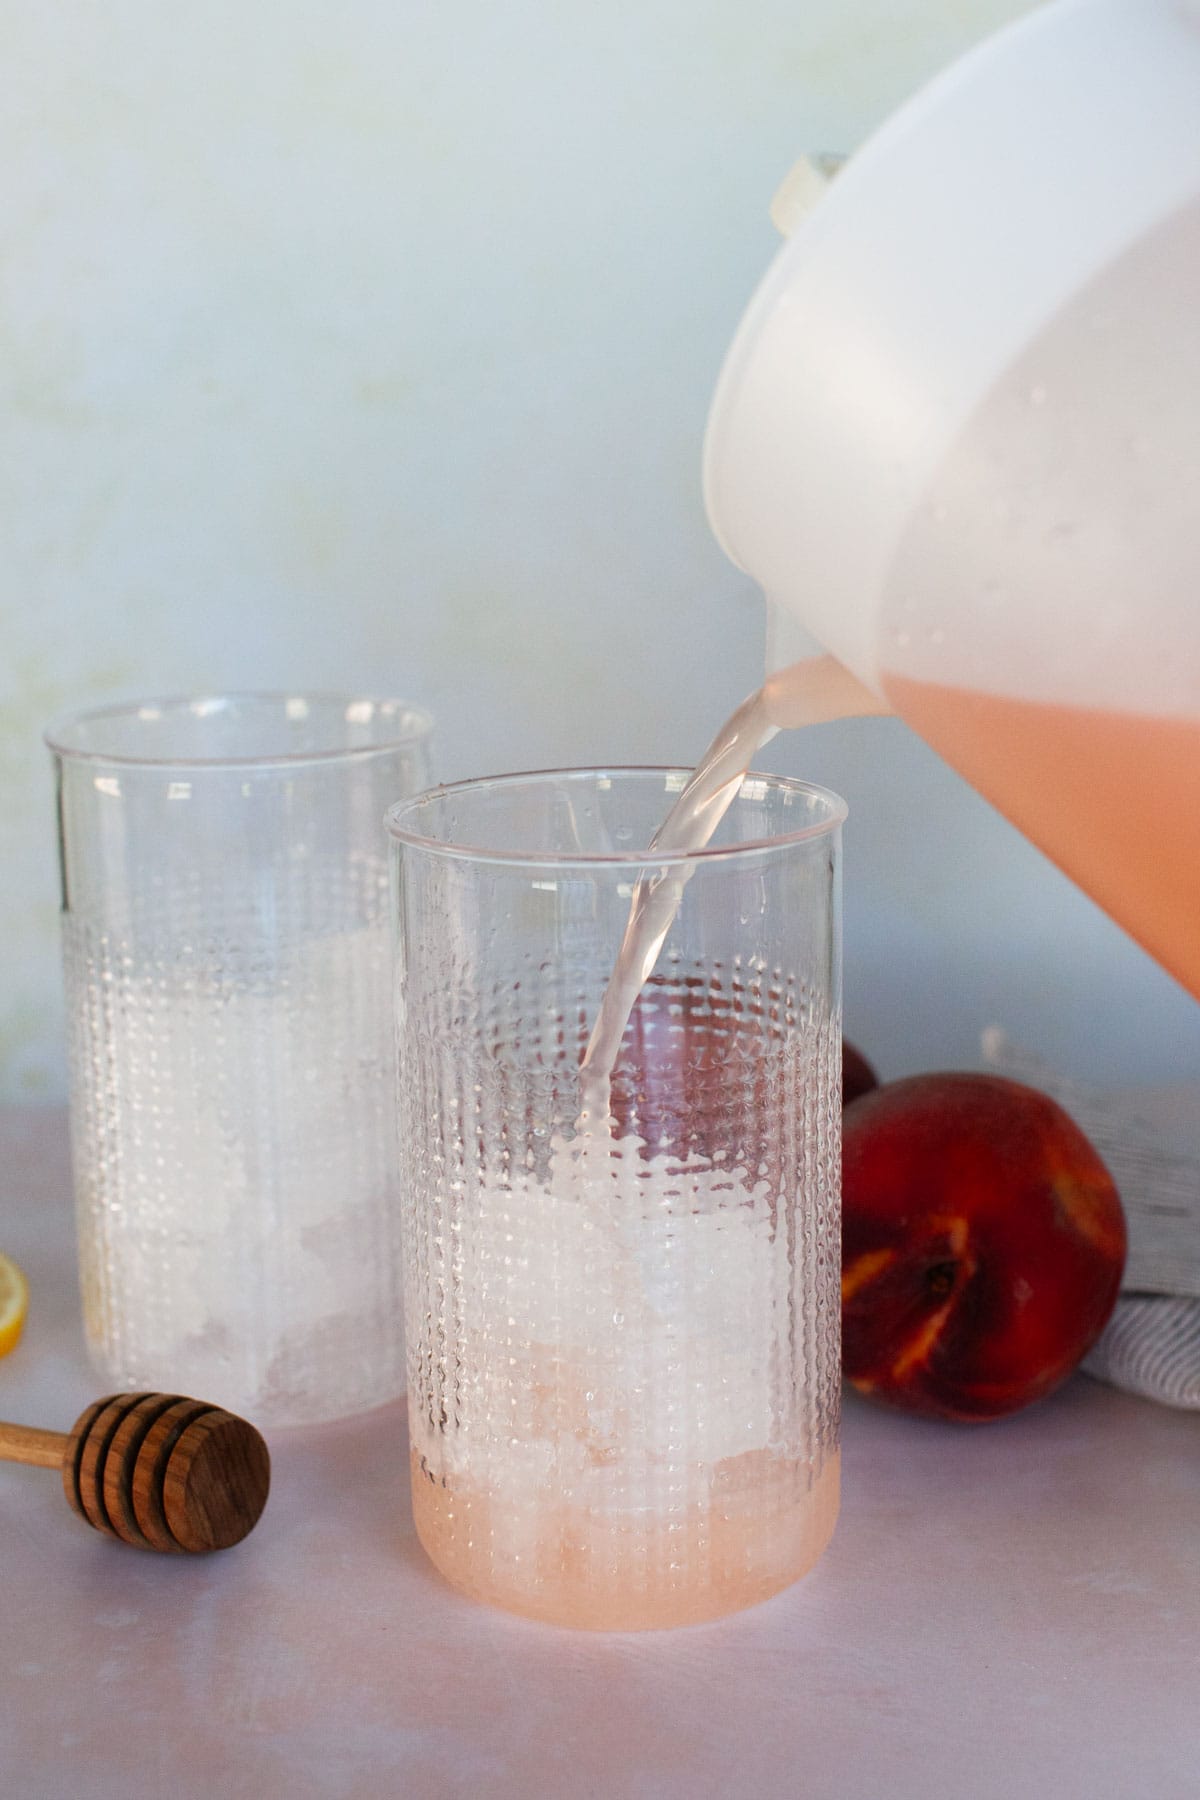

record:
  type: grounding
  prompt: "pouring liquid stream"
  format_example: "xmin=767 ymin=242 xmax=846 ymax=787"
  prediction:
xmin=413 ymin=654 xmax=866 ymax=1629
xmin=577 ymin=653 xmax=885 ymax=1124
xmin=579 ymin=644 xmax=1200 ymax=1136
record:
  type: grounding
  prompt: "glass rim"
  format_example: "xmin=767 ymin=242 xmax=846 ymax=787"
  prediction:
xmin=386 ymin=765 xmax=847 ymax=869
xmin=44 ymin=690 xmax=434 ymax=769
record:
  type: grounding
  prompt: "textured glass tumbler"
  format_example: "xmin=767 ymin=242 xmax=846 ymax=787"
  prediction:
xmin=47 ymin=693 xmax=433 ymax=1427
xmin=389 ymin=768 xmax=844 ymax=1629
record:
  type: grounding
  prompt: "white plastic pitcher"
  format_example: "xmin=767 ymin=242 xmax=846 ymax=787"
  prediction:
xmin=704 ymin=0 xmax=1200 ymax=1001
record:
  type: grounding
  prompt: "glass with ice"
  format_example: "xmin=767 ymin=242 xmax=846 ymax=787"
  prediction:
xmin=388 ymin=767 xmax=843 ymax=1629
xmin=48 ymin=692 xmax=433 ymax=1427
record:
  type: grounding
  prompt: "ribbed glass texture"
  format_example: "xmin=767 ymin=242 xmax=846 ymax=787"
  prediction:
xmin=389 ymin=768 xmax=842 ymax=1629
xmin=48 ymin=693 xmax=433 ymax=1426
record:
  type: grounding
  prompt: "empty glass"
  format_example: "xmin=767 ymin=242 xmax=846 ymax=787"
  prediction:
xmin=388 ymin=767 xmax=843 ymax=1629
xmin=48 ymin=692 xmax=433 ymax=1427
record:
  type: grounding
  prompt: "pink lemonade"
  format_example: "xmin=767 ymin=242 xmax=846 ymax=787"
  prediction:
xmin=884 ymin=675 xmax=1200 ymax=1002
xmin=411 ymin=1444 xmax=840 ymax=1631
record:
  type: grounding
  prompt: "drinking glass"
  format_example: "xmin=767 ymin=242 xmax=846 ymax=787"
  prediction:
xmin=388 ymin=767 xmax=844 ymax=1629
xmin=47 ymin=692 xmax=433 ymax=1427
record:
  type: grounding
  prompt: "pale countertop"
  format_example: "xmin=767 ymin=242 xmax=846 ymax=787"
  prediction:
xmin=2 ymin=1105 xmax=1198 ymax=1800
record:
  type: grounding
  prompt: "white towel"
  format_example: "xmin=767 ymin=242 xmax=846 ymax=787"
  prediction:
xmin=981 ymin=1029 xmax=1200 ymax=1412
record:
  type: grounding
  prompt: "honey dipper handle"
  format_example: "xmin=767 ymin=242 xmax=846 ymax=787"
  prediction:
xmin=0 ymin=1420 xmax=69 ymax=1470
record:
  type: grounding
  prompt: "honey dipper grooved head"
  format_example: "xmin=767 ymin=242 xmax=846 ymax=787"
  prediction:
xmin=64 ymin=1392 xmax=270 ymax=1552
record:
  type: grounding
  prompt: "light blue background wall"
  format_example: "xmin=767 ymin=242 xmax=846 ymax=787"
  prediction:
xmin=4 ymin=0 xmax=1199 ymax=1100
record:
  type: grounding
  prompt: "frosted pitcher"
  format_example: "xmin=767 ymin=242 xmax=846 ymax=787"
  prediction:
xmin=704 ymin=0 xmax=1200 ymax=999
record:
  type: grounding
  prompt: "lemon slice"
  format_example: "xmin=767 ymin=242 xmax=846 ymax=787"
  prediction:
xmin=0 ymin=1252 xmax=29 ymax=1357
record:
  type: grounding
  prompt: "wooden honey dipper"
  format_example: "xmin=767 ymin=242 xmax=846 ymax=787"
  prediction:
xmin=0 ymin=1392 xmax=270 ymax=1553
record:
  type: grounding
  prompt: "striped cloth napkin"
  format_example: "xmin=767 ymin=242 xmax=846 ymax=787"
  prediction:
xmin=981 ymin=1029 xmax=1200 ymax=1411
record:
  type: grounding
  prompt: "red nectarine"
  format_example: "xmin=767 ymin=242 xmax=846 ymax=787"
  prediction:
xmin=841 ymin=1073 xmax=1126 ymax=1422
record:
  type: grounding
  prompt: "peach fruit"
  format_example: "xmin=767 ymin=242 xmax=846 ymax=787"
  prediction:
xmin=841 ymin=1073 xmax=1126 ymax=1422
